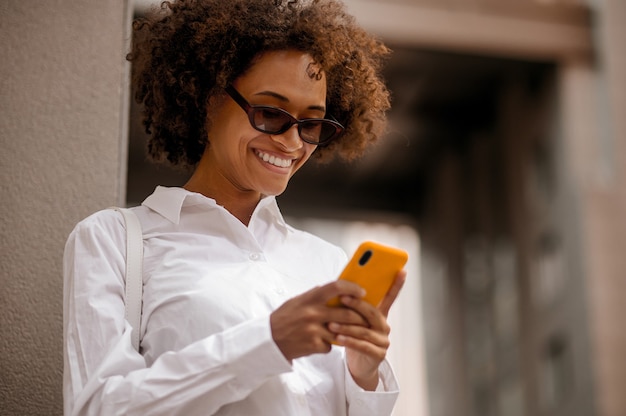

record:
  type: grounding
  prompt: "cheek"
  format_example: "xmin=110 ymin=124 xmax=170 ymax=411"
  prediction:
xmin=208 ymin=119 xmax=252 ymax=159
xmin=304 ymin=144 xmax=319 ymax=160
xmin=292 ymin=145 xmax=318 ymax=173
xmin=206 ymin=97 xmax=246 ymax=143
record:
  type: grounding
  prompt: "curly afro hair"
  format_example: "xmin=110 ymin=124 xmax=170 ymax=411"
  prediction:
xmin=128 ymin=0 xmax=391 ymax=169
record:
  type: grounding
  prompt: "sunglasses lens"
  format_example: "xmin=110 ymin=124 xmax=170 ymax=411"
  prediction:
xmin=318 ymin=122 xmax=340 ymax=143
xmin=250 ymin=106 xmax=341 ymax=144
xmin=299 ymin=121 xmax=323 ymax=143
xmin=299 ymin=121 xmax=339 ymax=144
xmin=252 ymin=108 xmax=292 ymax=134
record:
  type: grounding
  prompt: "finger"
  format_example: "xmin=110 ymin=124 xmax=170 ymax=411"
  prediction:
xmin=378 ymin=270 xmax=407 ymax=317
xmin=326 ymin=305 xmax=369 ymax=327
xmin=310 ymin=279 xmax=366 ymax=305
xmin=339 ymin=295 xmax=385 ymax=329
xmin=336 ymin=333 xmax=387 ymax=361
xmin=319 ymin=325 xmax=340 ymax=347
xmin=328 ymin=322 xmax=389 ymax=347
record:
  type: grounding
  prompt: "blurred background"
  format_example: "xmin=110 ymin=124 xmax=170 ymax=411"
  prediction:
xmin=1 ymin=0 xmax=624 ymax=415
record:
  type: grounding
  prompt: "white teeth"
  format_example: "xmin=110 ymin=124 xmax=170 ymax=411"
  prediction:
xmin=257 ymin=151 xmax=292 ymax=168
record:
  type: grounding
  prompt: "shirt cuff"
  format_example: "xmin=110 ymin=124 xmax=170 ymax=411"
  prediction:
xmin=344 ymin=358 xmax=399 ymax=415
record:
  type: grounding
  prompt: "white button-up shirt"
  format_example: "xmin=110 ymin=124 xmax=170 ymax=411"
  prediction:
xmin=63 ymin=186 xmax=399 ymax=415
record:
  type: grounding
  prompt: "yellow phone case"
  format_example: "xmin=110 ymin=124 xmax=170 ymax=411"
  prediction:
xmin=328 ymin=241 xmax=408 ymax=307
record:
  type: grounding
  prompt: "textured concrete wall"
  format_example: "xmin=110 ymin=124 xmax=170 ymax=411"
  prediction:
xmin=0 ymin=1 xmax=129 ymax=414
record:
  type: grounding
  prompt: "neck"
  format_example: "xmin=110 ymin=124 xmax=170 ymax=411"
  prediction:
xmin=184 ymin=170 xmax=261 ymax=226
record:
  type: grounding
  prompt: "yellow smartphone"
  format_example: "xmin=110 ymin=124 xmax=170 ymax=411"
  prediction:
xmin=328 ymin=241 xmax=408 ymax=307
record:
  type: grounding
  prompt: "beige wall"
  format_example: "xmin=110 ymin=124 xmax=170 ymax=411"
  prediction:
xmin=0 ymin=1 xmax=129 ymax=414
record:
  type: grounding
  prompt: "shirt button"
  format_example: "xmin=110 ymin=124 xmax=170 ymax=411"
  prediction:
xmin=275 ymin=288 xmax=285 ymax=295
xmin=249 ymin=252 xmax=261 ymax=261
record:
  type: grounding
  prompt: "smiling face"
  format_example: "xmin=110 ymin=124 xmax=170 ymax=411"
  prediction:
xmin=196 ymin=50 xmax=327 ymax=201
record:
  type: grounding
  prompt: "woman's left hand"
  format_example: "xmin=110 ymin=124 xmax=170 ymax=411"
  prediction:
xmin=329 ymin=270 xmax=407 ymax=391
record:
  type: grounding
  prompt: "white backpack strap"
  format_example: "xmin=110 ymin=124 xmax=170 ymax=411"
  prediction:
xmin=114 ymin=207 xmax=144 ymax=352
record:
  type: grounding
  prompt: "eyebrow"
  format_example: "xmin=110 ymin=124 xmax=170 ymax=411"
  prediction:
xmin=253 ymin=90 xmax=326 ymax=113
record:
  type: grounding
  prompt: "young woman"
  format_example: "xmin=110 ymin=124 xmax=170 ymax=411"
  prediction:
xmin=63 ymin=1 xmax=406 ymax=414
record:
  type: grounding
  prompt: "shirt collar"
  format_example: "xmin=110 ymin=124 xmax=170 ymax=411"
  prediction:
xmin=252 ymin=193 xmax=289 ymax=232
xmin=142 ymin=186 xmax=289 ymax=232
xmin=142 ymin=186 xmax=193 ymax=224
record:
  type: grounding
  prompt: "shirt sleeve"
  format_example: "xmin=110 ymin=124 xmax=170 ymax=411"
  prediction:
xmin=344 ymin=355 xmax=400 ymax=415
xmin=63 ymin=210 xmax=293 ymax=416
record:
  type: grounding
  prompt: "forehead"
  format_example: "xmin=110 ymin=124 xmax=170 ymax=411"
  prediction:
xmin=234 ymin=50 xmax=327 ymax=102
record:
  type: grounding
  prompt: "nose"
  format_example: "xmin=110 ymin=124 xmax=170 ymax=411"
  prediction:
xmin=270 ymin=124 xmax=304 ymax=152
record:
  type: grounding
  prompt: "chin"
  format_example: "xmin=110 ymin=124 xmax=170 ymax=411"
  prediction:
xmin=263 ymin=189 xmax=287 ymax=197
xmin=261 ymin=183 xmax=289 ymax=197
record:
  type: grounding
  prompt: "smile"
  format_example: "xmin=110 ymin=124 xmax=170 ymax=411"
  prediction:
xmin=256 ymin=150 xmax=293 ymax=168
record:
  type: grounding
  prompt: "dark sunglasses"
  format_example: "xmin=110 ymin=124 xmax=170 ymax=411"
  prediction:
xmin=225 ymin=84 xmax=344 ymax=146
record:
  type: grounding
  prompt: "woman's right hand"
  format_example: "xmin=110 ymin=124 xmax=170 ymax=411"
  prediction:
xmin=270 ymin=280 xmax=368 ymax=362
